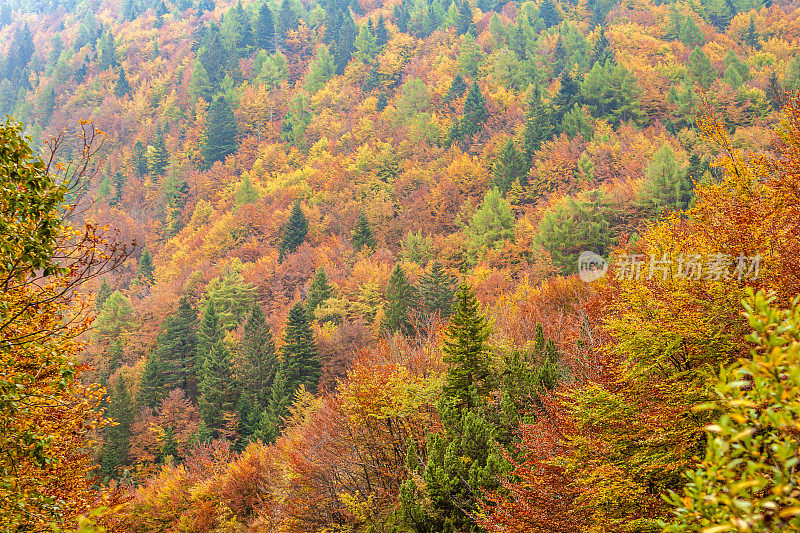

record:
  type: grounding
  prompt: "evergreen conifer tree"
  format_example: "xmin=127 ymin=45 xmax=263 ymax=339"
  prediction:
xmin=100 ymin=376 xmax=135 ymax=480
xmin=199 ymin=300 xmax=223 ymax=365
xmin=236 ymin=303 xmax=277 ymax=409
xmin=456 ymin=0 xmax=474 ymax=35
xmin=492 ymin=139 xmax=527 ymax=193
xmin=149 ymin=132 xmax=169 ymax=177
xmin=351 ymin=211 xmax=376 ymax=252
xmin=189 ymin=60 xmax=214 ymax=103
xmin=199 ymin=338 xmax=238 ymax=433
xmin=202 ymin=96 xmax=239 ymax=169
xmin=306 ymin=268 xmax=334 ymax=321
xmin=98 ymin=32 xmax=118 ymax=71
xmin=265 ymin=364 xmax=291 ymax=440
xmin=744 ymin=15 xmax=759 ymax=49
xmin=418 ymin=260 xmax=456 ymax=320
xmin=156 ymin=296 xmax=200 ymax=400
xmin=375 ymin=14 xmax=389 ymax=47
xmin=138 ymin=296 xmax=200 ymax=406
xmin=523 ymin=86 xmax=553 ymax=165
xmin=133 ymin=141 xmax=148 ymax=175
xmin=114 ymin=66 xmax=131 ymax=97
xmin=444 ymin=74 xmax=467 ymax=103
xmin=460 ymin=82 xmax=487 ymax=139
xmin=96 ymin=278 xmax=113 ymax=310
xmin=442 ymin=283 xmax=492 ymax=409
xmin=539 ymin=0 xmax=560 ymax=28
xmin=279 ymin=201 xmax=309 ymax=261
xmin=139 ymin=248 xmax=155 ymax=283
xmin=551 ymin=70 xmax=581 ymax=124
xmin=278 ymin=0 xmax=299 ymax=44
xmin=382 ymin=263 xmax=418 ymax=336
xmin=280 ymin=302 xmax=320 ymax=393
xmin=400 ymin=283 xmax=507 ymax=533
xmin=254 ymin=4 xmax=276 ymax=52
xmin=688 ymin=46 xmax=717 ymax=87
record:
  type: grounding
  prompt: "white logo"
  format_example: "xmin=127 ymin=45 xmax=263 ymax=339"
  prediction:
xmin=578 ymin=251 xmax=608 ymax=282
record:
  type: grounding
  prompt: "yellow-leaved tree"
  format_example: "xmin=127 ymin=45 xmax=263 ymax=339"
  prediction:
xmin=0 ymin=119 xmax=128 ymax=530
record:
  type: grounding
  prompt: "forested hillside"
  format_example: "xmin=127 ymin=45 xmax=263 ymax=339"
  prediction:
xmin=2 ymin=0 xmax=800 ymax=529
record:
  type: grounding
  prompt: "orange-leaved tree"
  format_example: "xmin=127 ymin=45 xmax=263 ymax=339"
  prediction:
xmin=0 ymin=119 xmax=129 ymax=530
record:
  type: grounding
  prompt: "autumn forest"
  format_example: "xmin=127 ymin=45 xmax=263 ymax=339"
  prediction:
xmin=2 ymin=0 xmax=800 ymax=529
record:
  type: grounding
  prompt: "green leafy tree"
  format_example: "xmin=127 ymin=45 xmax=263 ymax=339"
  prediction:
xmin=354 ymin=22 xmax=379 ymax=62
xmin=536 ymin=189 xmax=614 ymax=274
xmin=638 ymin=143 xmax=693 ymax=213
xmin=96 ymin=291 xmax=136 ymax=348
xmin=279 ymin=201 xmax=309 ymax=261
xmin=351 ymin=211 xmax=376 ymax=252
xmin=724 ymin=51 xmax=749 ymax=82
xmin=581 ymin=60 xmax=643 ymax=126
xmin=688 ymin=46 xmax=717 ymax=88
xmin=382 ymin=263 xmax=418 ymax=336
xmin=306 ymin=268 xmax=334 ymax=321
xmin=723 ymin=64 xmax=744 ymax=89
xmin=234 ymin=174 xmax=259 ymax=205
xmin=678 ymin=15 xmax=704 ymax=46
xmin=466 ymin=188 xmax=515 ymax=264
xmin=664 ymin=291 xmax=800 ymax=532
xmin=202 ymin=96 xmax=239 ymax=169
xmin=305 ymin=44 xmax=336 ymax=94
xmin=189 ymin=60 xmax=214 ymax=103
xmin=201 ymin=261 xmax=256 ymax=331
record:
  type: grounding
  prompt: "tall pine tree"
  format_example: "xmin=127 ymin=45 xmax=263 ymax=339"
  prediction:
xmin=442 ymin=283 xmax=492 ymax=409
xmin=202 ymin=96 xmax=239 ymax=169
xmin=460 ymin=81 xmax=487 ymax=139
xmin=279 ymin=201 xmax=309 ymax=261
xmin=254 ymin=4 xmax=276 ymax=52
xmin=199 ymin=338 xmax=238 ymax=434
xmin=236 ymin=303 xmax=277 ymax=409
xmin=351 ymin=211 xmax=376 ymax=252
xmin=418 ymin=260 xmax=455 ymax=320
xmin=149 ymin=132 xmax=169 ymax=178
xmin=382 ymin=263 xmax=418 ymax=337
xmin=306 ymin=267 xmax=334 ymax=321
